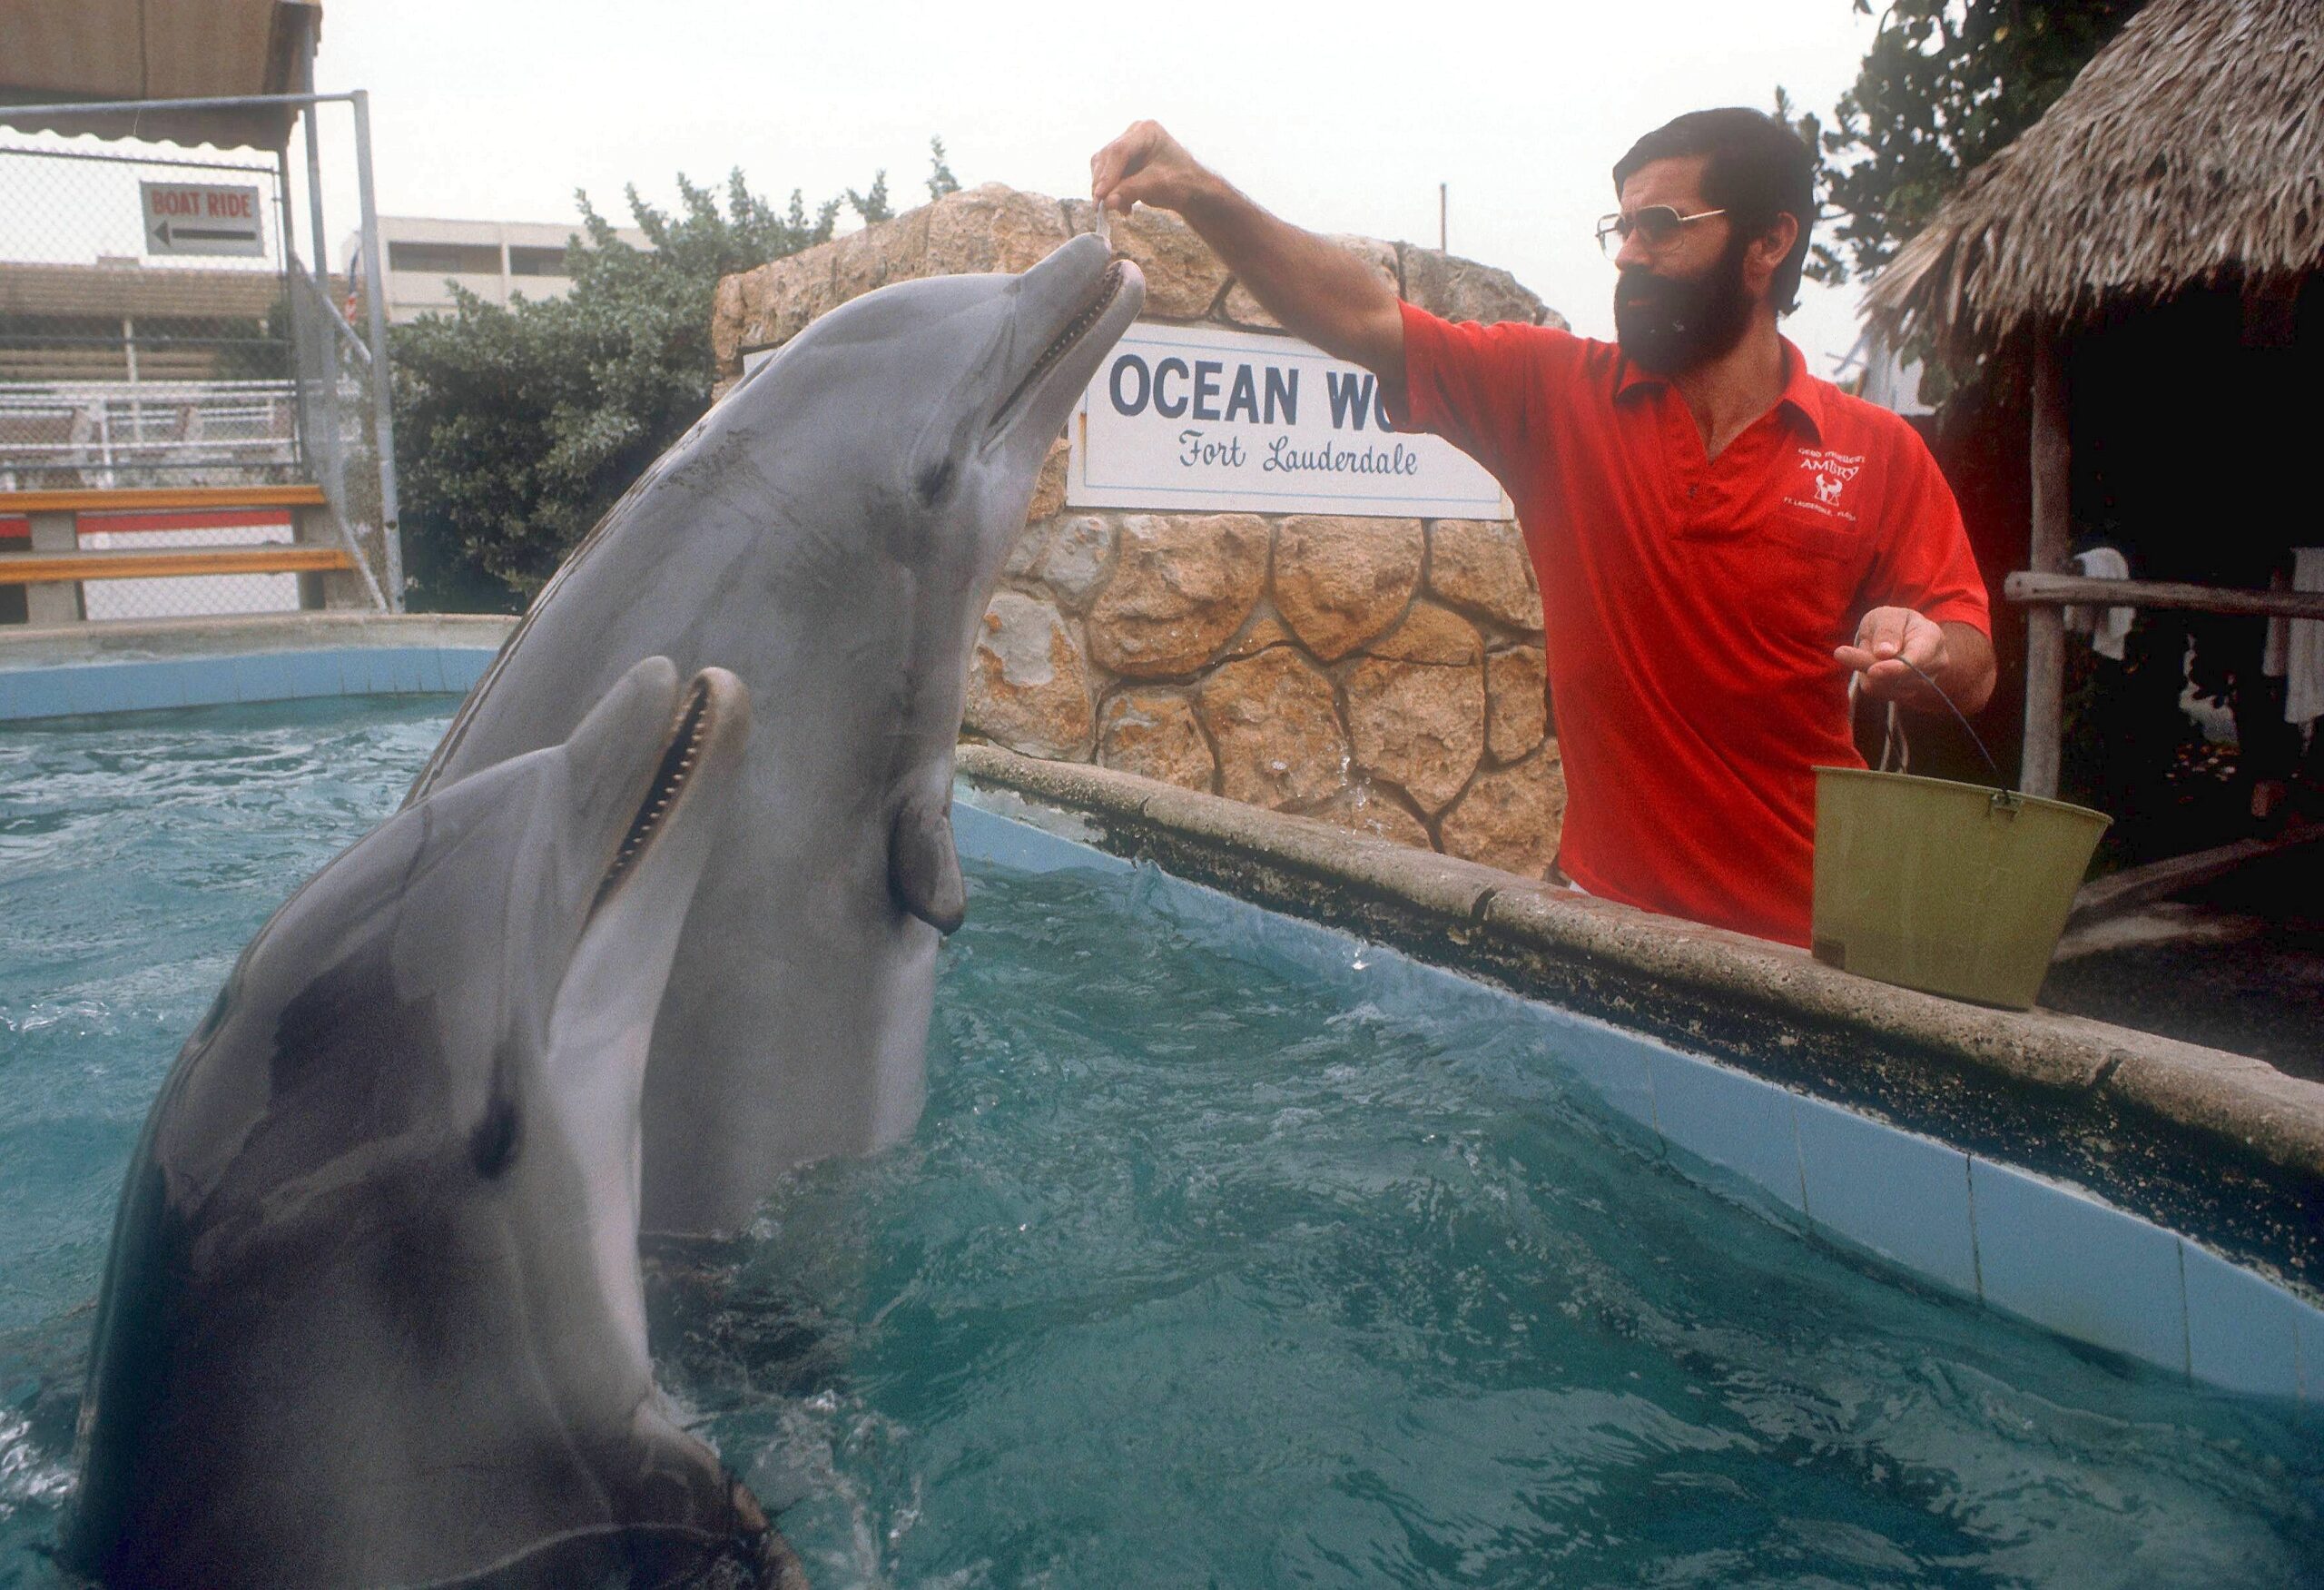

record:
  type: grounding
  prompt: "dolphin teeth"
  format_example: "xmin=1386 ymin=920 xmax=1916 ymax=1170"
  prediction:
xmin=592 ymin=678 xmax=715 ymax=916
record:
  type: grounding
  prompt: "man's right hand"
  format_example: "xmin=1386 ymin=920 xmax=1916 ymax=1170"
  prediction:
xmin=1090 ymin=121 xmax=1211 ymax=219
xmin=1085 ymin=119 xmax=1405 ymax=389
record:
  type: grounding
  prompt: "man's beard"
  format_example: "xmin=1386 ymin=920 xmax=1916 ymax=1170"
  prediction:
xmin=1614 ymin=236 xmax=1755 ymax=375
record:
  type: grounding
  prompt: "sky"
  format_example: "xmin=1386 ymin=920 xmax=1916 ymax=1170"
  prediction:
xmin=310 ymin=0 xmax=1886 ymax=370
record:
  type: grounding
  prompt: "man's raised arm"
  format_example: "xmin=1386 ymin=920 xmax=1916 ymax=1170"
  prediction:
xmin=1091 ymin=121 xmax=1405 ymax=398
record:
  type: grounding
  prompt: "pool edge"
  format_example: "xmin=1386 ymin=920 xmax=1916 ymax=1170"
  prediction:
xmin=0 ymin=614 xmax=518 ymax=719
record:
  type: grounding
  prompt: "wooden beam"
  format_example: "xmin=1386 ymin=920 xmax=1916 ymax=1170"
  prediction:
xmin=0 ymin=547 xmax=355 ymax=585
xmin=2023 ymin=333 xmax=2071 ymax=800
xmin=2005 ymin=572 xmax=2324 ymax=621
xmin=2067 ymin=825 xmax=2324 ymax=929
xmin=0 ymin=484 xmax=328 ymax=516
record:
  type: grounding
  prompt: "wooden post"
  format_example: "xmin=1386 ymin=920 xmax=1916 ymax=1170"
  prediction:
xmin=2022 ymin=331 xmax=2071 ymax=799
xmin=24 ymin=510 xmax=81 ymax=627
xmin=295 ymin=499 xmax=327 ymax=612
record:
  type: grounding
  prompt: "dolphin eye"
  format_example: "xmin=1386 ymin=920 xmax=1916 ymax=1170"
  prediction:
xmin=913 ymin=455 xmax=956 ymax=505
xmin=469 ymin=1037 xmax=523 ymax=1179
xmin=469 ymin=1094 xmax=520 ymax=1178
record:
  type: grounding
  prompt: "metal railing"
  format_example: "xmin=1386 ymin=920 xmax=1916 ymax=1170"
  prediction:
xmin=0 ymin=379 xmax=301 ymax=489
xmin=0 ymin=89 xmax=402 ymax=616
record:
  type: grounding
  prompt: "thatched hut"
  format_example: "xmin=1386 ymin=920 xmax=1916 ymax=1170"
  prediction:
xmin=1864 ymin=0 xmax=2324 ymax=811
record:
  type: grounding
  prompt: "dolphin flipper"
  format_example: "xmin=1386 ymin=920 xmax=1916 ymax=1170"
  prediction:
xmin=889 ymin=795 xmax=965 ymax=935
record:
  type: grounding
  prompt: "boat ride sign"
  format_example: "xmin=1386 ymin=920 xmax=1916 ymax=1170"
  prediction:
xmin=140 ymin=182 xmax=265 ymax=257
xmin=1068 ymin=323 xmax=1506 ymax=518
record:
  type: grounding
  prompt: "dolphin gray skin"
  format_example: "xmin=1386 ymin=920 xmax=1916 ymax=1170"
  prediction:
xmin=407 ymin=232 xmax=1145 ymax=1235
xmin=65 ymin=658 xmax=807 ymax=1589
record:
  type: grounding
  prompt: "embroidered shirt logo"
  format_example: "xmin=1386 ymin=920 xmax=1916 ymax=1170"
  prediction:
xmin=1788 ymin=448 xmax=1866 ymax=522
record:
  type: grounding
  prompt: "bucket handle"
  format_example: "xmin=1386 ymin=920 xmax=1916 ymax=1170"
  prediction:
xmin=1850 ymin=656 xmax=2010 ymax=795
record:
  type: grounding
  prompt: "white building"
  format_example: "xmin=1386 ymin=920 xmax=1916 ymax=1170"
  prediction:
xmin=1831 ymin=328 xmax=1934 ymax=417
xmin=345 ymin=216 xmax=651 ymax=324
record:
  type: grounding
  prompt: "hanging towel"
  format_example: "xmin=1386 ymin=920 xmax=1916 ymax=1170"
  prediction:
xmin=2266 ymin=547 xmax=2324 ymax=729
xmin=2064 ymin=547 xmax=2133 ymax=661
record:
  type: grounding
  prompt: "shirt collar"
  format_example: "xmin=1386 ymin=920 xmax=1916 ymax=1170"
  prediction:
xmin=1614 ymin=334 xmax=1827 ymax=443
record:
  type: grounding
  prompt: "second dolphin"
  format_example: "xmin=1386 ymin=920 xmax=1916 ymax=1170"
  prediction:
xmin=67 ymin=659 xmax=807 ymax=1587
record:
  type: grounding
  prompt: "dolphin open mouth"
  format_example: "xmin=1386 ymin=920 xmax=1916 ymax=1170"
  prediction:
xmin=988 ymin=258 xmax=1132 ymax=437
xmin=592 ymin=675 xmax=719 ymax=917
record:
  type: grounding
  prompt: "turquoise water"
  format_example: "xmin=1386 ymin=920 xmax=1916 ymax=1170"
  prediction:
xmin=2 ymin=699 xmax=2319 ymax=1588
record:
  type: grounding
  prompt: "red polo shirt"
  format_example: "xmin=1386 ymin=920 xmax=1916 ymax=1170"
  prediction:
xmin=1393 ymin=304 xmax=1989 ymax=946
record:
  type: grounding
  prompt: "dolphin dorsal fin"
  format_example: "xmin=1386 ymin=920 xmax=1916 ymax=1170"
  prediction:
xmin=888 ymin=795 xmax=965 ymax=935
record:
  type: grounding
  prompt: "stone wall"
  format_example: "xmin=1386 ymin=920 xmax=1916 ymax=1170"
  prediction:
xmin=712 ymin=183 xmax=1571 ymax=879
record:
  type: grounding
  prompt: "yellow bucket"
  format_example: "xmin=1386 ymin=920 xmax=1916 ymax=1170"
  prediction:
xmin=1810 ymin=767 xmax=2111 ymax=1011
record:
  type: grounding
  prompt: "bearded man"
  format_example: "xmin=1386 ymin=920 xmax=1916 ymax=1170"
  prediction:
xmin=1089 ymin=108 xmax=1995 ymax=948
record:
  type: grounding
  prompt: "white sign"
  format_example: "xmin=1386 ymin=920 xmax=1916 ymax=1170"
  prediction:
xmin=1068 ymin=323 xmax=1506 ymax=518
xmin=140 ymin=182 xmax=264 ymax=257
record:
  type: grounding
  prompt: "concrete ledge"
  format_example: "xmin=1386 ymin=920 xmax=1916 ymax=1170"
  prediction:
xmin=957 ymin=742 xmax=2324 ymax=1295
xmin=0 ymin=615 xmax=519 ymax=722
xmin=0 ymin=612 xmax=517 ymax=667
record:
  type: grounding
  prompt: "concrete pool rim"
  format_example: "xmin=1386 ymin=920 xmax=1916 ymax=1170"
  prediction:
xmin=0 ymin=613 xmax=512 ymax=719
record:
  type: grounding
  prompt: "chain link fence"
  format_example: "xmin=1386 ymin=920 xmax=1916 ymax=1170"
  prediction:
xmin=74 ymin=520 xmax=302 ymax=619
xmin=287 ymin=249 xmax=386 ymax=598
xmin=0 ymin=140 xmax=298 ymax=486
xmin=0 ymin=117 xmax=391 ymax=621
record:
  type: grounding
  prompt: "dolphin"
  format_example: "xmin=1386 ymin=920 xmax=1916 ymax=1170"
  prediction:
xmin=65 ymin=658 xmax=807 ymax=1589
xmin=407 ymin=231 xmax=1145 ymax=1235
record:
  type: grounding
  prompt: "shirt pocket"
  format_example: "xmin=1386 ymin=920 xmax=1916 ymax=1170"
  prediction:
xmin=1766 ymin=516 xmax=1870 ymax=651
xmin=1679 ymin=513 xmax=1866 ymax=659
xmin=1759 ymin=512 xmax=1860 ymax=568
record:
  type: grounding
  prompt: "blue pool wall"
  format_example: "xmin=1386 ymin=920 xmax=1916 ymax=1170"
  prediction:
xmin=950 ymin=797 xmax=2324 ymax=1407
xmin=0 ymin=645 xmax=495 ymax=721
xmin=3 ymin=640 xmax=2317 ymax=1405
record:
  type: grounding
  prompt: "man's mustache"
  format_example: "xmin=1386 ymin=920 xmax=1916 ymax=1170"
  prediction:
xmin=1617 ymin=267 xmax=1679 ymax=308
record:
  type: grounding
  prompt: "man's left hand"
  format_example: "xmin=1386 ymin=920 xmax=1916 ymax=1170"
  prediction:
xmin=1836 ymin=607 xmax=1950 ymax=706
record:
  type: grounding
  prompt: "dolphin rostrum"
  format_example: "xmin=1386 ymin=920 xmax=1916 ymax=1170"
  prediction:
xmin=66 ymin=658 xmax=806 ymax=1589
xmin=408 ymin=231 xmax=1146 ymax=1235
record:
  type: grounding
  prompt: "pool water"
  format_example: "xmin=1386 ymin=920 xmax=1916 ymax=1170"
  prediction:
xmin=2 ymin=699 xmax=2319 ymax=1588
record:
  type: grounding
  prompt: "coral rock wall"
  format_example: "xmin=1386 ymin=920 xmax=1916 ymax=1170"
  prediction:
xmin=713 ymin=184 xmax=1570 ymax=879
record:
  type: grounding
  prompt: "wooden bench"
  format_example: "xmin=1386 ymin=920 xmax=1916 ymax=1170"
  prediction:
xmin=0 ymin=485 xmax=330 ymax=517
xmin=0 ymin=545 xmax=355 ymax=585
xmin=0 ymin=484 xmax=357 ymax=623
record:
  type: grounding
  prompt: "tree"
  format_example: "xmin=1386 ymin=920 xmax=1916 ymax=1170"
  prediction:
xmin=846 ymin=171 xmax=894 ymax=226
xmin=1795 ymin=0 xmax=2147 ymax=288
xmin=392 ymin=143 xmax=960 ymax=609
xmin=926 ymin=137 xmax=960 ymax=202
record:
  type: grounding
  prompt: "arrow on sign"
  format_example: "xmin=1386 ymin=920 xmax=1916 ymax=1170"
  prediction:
xmin=151 ymin=220 xmax=259 ymax=248
xmin=140 ymin=183 xmax=265 ymax=256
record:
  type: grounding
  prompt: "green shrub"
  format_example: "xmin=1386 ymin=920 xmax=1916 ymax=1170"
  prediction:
xmin=392 ymin=156 xmax=944 ymax=610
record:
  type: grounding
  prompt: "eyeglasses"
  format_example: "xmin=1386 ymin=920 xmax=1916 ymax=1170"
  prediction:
xmin=1595 ymin=205 xmax=1728 ymax=261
